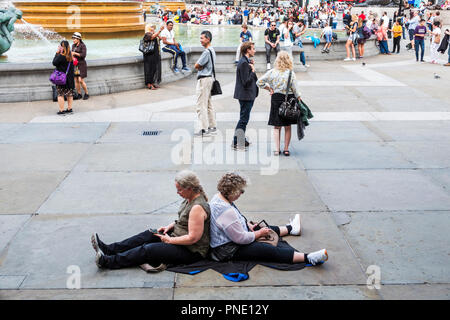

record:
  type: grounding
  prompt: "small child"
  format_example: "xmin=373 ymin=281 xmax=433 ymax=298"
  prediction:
xmin=321 ymin=22 xmax=333 ymax=53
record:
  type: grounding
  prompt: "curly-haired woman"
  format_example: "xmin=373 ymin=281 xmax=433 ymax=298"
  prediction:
xmin=209 ymin=172 xmax=328 ymax=266
xmin=91 ymin=170 xmax=210 ymax=271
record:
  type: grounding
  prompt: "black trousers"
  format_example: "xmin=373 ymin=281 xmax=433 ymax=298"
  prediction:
xmin=234 ymin=99 xmax=254 ymax=144
xmin=232 ymin=225 xmax=295 ymax=264
xmin=101 ymin=230 xmax=202 ymax=269
xmin=265 ymin=43 xmax=280 ymax=63
xmin=393 ymin=36 xmax=401 ymax=53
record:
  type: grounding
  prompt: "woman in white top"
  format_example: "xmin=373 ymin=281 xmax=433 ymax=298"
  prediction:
xmin=209 ymin=173 xmax=328 ymax=266
xmin=430 ymin=21 xmax=441 ymax=64
xmin=257 ymin=51 xmax=300 ymax=156
xmin=279 ymin=18 xmax=295 ymax=60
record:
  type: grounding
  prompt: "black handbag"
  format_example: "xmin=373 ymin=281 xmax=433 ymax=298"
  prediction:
xmin=139 ymin=39 xmax=155 ymax=54
xmin=208 ymin=49 xmax=222 ymax=96
xmin=278 ymin=71 xmax=301 ymax=122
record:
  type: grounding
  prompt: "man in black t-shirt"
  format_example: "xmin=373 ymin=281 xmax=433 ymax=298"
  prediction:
xmin=264 ymin=21 xmax=280 ymax=70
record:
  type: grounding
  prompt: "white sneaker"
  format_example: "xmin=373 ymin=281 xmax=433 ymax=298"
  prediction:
xmin=307 ymin=249 xmax=328 ymax=266
xmin=95 ymin=251 xmax=104 ymax=268
xmin=91 ymin=233 xmax=100 ymax=253
xmin=289 ymin=214 xmax=301 ymax=236
xmin=304 ymin=64 xmax=310 ymax=68
xmin=344 ymin=57 xmax=352 ymax=61
xmin=352 ymin=57 xmax=356 ymax=61
xmin=266 ymin=62 xmax=271 ymax=70
xmin=208 ymin=127 xmax=217 ymax=135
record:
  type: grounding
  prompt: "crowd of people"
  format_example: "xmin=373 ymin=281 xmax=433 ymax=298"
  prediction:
xmin=50 ymin=2 xmax=450 ymax=116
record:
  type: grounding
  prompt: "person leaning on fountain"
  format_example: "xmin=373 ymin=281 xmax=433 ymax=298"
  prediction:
xmin=71 ymin=32 xmax=89 ymax=100
xmin=52 ymin=40 xmax=75 ymax=115
xmin=160 ymin=20 xmax=190 ymax=73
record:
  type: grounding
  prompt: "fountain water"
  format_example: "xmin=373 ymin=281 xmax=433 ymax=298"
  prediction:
xmin=19 ymin=18 xmax=53 ymax=45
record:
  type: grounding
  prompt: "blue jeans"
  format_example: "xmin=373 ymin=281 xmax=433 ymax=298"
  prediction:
xmin=298 ymin=40 xmax=306 ymax=65
xmin=414 ymin=39 xmax=424 ymax=61
xmin=162 ymin=44 xmax=186 ymax=68
xmin=234 ymin=100 xmax=254 ymax=144
xmin=379 ymin=40 xmax=389 ymax=54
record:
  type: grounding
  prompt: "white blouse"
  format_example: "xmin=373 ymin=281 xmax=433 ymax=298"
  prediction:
xmin=256 ymin=68 xmax=301 ymax=98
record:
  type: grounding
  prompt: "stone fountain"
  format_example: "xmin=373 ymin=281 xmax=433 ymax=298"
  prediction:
xmin=0 ymin=6 xmax=22 ymax=55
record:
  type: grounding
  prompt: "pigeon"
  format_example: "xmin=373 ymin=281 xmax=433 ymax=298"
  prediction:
xmin=362 ymin=62 xmax=366 ymax=66
xmin=434 ymin=73 xmax=440 ymax=79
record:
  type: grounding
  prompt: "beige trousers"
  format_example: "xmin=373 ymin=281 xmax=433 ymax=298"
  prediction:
xmin=195 ymin=77 xmax=216 ymax=132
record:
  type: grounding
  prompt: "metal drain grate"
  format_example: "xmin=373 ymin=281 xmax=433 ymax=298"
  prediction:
xmin=142 ymin=130 xmax=162 ymax=136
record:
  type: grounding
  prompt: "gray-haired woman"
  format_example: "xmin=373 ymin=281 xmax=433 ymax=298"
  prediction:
xmin=209 ymin=172 xmax=328 ymax=266
xmin=91 ymin=170 xmax=210 ymax=271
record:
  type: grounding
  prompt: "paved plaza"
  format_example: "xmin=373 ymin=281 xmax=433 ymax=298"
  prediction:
xmin=0 ymin=48 xmax=449 ymax=300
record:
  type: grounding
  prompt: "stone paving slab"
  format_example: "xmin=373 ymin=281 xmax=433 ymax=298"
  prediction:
xmin=307 ymin=169 xmax=450 ymax=212
xmin=37 ymin=171 xmax=180 ymax=215
xmin=367 ymin=121 xmax=450 ymax=142
xmin=0 ymin=124 xmax=24 ymax=142
xmin=301 ymin=97 xmax=379 ymax=112
xmin=376 ymin=97 xmax=450 ymax=112
xmin=0 ymin=276 xmax=27 ymax=289
xmin=176 ymin=212 xmax=366 ymax=287
xmin=0 ymin=288 xmax=174 ymax=300
xmin=340 ymin=211 xmax=450 ymax=284
xmin=299 ymin=122 xmax=381 ymax=142
xmin=0 ymin=123 xmax=110 ymax=144
xmin=189 ymin=142 xmax=304 ymax=172
xmin=422 ymin=169 xmax=450 ymax=191
xmin=292 ymin=142 xmax=415 ymax=170
xmin=74 ymin=143 xmax=190 ymax=172
xmin=0 ymin=215 xmax=31 ymax=253
xmin=353 ymin=87 xmax=429 ymax=99
xmin=173 ymin=285 xmax=380 ymax=300
xmin=389 ymin=141 xmax=450 ymax=169
xmin=194 ymin=171 xmax=327 ymax=213
xmin=378 ymin=284 xmax=450 ymax=300
xmin=0 ymin=171 xmax=68 ymax=214
xmin=99 ymin=122 xmax=194 ymax=144
xmin=0 ymin=214 xmax=177 ymax=289
xmin=0 ymin=144 xmax=91 ymax=172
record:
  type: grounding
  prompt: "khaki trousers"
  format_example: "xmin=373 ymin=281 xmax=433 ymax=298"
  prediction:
xmin=195 ymin=77 xmax=216 ymax=132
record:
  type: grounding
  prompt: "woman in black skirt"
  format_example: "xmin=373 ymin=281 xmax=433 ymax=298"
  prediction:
xmin=52 ymin=40 xmax=75 ymax=115
xmin=256 ymin=51 xmax=301 ymax=156
xmin=141 ymin=24 xmax=164 ymax=90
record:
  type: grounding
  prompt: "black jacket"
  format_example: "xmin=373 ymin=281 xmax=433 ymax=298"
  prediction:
xmin=233 ymin=55 xmax=258 ymax=101
xmin=438 ymin=33 xmax=449 ymax=54
xmin=52 ymin=53 xmax=75 ymax=89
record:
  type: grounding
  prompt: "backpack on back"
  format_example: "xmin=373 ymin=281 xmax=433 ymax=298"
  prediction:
xmin=363 ymin=26 xmax=372 ymax=39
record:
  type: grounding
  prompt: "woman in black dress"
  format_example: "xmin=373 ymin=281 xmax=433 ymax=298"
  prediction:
xmin=256 ymin=51 xmax=301 ymax=156
xmin=142 ymin=24 xmax=164 ymax=90
xmin=52 ymin=40 xmax=75 ymax=115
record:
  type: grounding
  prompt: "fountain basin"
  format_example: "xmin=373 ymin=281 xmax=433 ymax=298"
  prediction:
xmin=13 ymin=1 xmax=145 ymax=34
xmin=0 ymin=39 xmax=380 ymax=103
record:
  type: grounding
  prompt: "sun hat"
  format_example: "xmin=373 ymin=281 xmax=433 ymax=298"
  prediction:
xmin=72 ymin=32 xmax=82 ymax=40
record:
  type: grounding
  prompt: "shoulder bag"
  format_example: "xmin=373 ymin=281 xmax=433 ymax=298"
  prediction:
xmin=250 ymin=220 xmax=279 ymax=247
xmin=208 ymin=49 xmax=222 ymax=96
xmin=278 ymin=71 xmax=301 ymax=122
xmin=139 ymin=39 xmax=155 ymax=54
xmin=49 ymin=61 xmax=71 ymax=86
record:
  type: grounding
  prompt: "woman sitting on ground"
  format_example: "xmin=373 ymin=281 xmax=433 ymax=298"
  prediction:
xmin=91 ymin=170 xmax=210 ymax=271
xmin=209 ymin=172 xmax=328 ymax=266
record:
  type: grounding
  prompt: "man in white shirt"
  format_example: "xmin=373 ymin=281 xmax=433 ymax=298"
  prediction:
xmin=161 ymin=20 xmax=190 ymax=73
